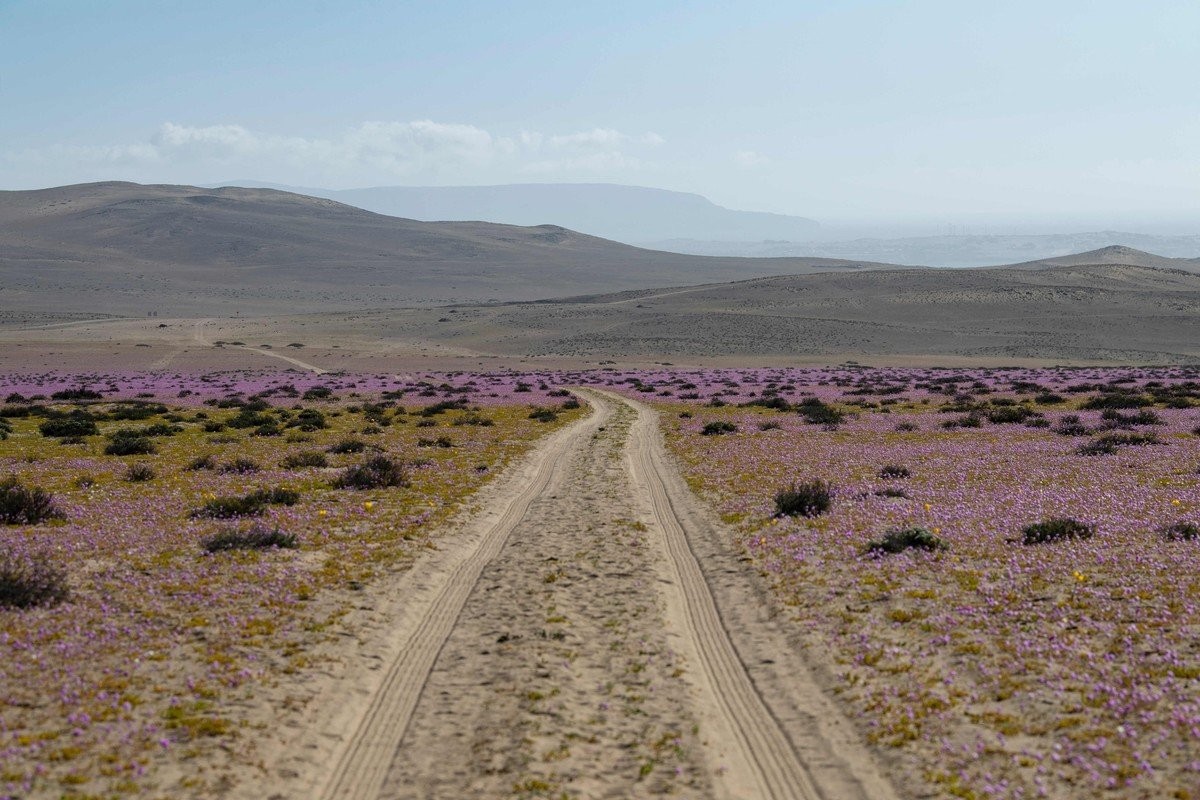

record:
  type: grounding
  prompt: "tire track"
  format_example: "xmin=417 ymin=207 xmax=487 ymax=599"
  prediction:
xmin=604 ymin=389 xmax=899 ymax=800
xmin=318 ymin=398 xmax=611 ymax=800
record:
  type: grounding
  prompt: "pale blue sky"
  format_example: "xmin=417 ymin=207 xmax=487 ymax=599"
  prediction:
xmin=2 ymin=1 xmax=1197 ymax=226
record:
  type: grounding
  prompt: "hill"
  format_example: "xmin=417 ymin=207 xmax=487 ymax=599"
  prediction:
xmin=0 ymin=182 xmax=886 ymax=320
xmin=329 ymin=261 xmax=1200 ymax=364
xmin=213 ymin=181 xmax=823 ymax=244
xmin=649 ymin=234 xmax=1200 ymax=269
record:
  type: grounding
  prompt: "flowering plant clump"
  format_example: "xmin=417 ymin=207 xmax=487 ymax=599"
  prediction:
xmin=0 ymin=370 xmax=584 ymax=797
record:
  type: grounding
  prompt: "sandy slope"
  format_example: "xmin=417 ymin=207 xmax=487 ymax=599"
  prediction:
xmin=256 ymin=390 xmax=896 ymax=799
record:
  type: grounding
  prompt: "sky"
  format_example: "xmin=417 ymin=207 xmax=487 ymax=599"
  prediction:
xmin=2 ymin=0 xmax=1198 ymax=229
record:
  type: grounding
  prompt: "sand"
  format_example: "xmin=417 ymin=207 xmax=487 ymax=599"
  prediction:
xmin=231 ymin=390 xmax=896 ymax=799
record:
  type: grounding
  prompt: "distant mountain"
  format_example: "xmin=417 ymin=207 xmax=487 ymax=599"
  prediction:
xmin=213 ymin=181 xmax=822 ymax=244
xmin=0 ymin=182 xmax=881 ymax=319
xmin=649 ymin=232 xmax=1200 ymax=269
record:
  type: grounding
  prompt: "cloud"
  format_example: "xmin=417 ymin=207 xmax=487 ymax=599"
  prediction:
xmin=5 ymin=121 xmax=665 ymax=185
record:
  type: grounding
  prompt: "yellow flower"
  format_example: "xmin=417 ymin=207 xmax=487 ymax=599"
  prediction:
xmin=1172 ymin=499 xmax=1182 ymax=506
xmin=317 ymin=509 xmax=328 ymax=517
xmin=363 ymin=501 xmax=375 ymax=511
xmin=923 ymin=503 xmax=932 ymax=512
xmin=1073 ymin=570 xmax=1087 ymax=583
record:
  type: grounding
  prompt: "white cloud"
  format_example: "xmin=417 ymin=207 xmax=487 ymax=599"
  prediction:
xmin=5 ymin=121 xmax=664 ymax=186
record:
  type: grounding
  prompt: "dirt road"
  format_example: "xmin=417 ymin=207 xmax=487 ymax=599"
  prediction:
xmin=275 ymin=390 xmax=897 ymax=800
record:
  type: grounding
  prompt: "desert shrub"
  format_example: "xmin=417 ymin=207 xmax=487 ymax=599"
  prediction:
xmin=1054 ymin=415 xmax=1089 ymax=436
xmin=773 ymin=479 xmax=832 ymax=518
xmin=190 ymin=488 xmax=297 ymax=519
xmin=125 ymin=463 xmax=156 ymax=482
xmin=867 ymin=526 xmax=948 ymax=555
xmin=453 ymin=413 xmax=494 ymax=427
xmin=561 ymin=398 xmax=581 ymax=410
xmin=893 ymin=421 xmax=919 ymax=432
xmin=418 ymin=399 xmax=466 ymax=417
xmin=251 ymin=422 xmax=282 ymax=437
xmin=38 ymin=416 xmax=98 ymax=438
xmin=333 ymin=456 xmax=407 ymax=490
xmin=202 ymin=524 xmax=298 ymax=553
xmin=254 ymin=487 xmax=300 ymax=506
xmin=281 ymin=451 xmax=328 ymax=469
xmin=1160 ymin=522 xmax=1200 ymax=541
xmin=874 ymin=487 xmax=909 ymax=498
xmin=743 ymin=396 xmax=791 ymax=412
xmin=0 ymin=478 xmax=63 ymax=524
xmin=987 ymin=406 xmax=1036 ymax=424
xmin=302 ymin=386 xmax=333 ymax=401
xmin=219 ymin=457 xmax=261 ymax=474
xmin=1024 ymin=417 xmax=1051 ymax=429
xmin=701 ymin=421 xmax=737 ymax=436
xmin=288 ymin=409 xmax=327 ymax=431
xmin=187 ymin=454 xmax=217 ymax=471
xmin=417 ymin=436 xmax=454 ymax=448
xmin=106 ymin=403 xmax=167 ymax=421
xmin=1021 ymin=517 xmax=1094 ymax=545
xmin=878 ymin=464 xmax=911 ymax=479
xmin=0 ymin=552 xmax=69 ymax=608
xmin=1077 ymin=431 xmax=1159 ymax=456
xmin=226 ymin=409 xmax=274 ymax=429
xmin=1101 ymin=408 xmax=1161 ymax=426
xmin=202 ymin=421 xmax=227 ymax=433
xmin=191 ymin=494 xmax=266 ymax=519
xmin=0 ymin=419 xmax=11 ymax=440
xmin=529 ymin=407 xmax=558 ymax=423
xmin=758 ymin=421 xmax=782 ymax=431
xmin=51 ymin=387 xmax=103 ymax=401
xmin=328 ymin=439 xmax=367 ymax=454
xmin=796 ymin=398 xmax=844 ymax=425
xmin=1035 ymin=392 xmax=1065 ymax=405
xmin=414 ymin=419 xmax=436 ymax=428
xmin=1082 ymin=392 xmax=1152 ymax=410
xmin=104 ymin=433 xmax=156 ymax=456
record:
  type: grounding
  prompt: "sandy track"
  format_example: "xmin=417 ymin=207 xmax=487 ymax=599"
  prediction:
xmin=287 ymin=391 xmax=895 ymax=800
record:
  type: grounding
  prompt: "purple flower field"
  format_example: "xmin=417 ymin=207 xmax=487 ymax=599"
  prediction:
xmin=2 ymin=365 xmax=1199 ymax=798
xmin=640 ymin=365 xmax=1200 ymax=798
xmin=0 ymin=370 xmax=580 ymax=797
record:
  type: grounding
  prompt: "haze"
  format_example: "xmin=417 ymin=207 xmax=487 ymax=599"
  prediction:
xmin=3 ymin=0 xmax=1199 ymax=233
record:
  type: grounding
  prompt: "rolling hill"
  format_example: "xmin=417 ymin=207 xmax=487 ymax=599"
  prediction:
xmin=0 ymin=182 xmax=887 ymax=320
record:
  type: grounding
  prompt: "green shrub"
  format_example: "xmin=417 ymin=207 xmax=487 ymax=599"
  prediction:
xmin=773 ymin=480 xmax=832 ymax=518
xmin=867 ymin=526 xmax=948 ymax=555
xmin=219 ymin=458 xmax=261 ymax=474
xmin=203 ymin=524 xmax=298 ymax=553
xmin=0 ymin=552 xmax=69 ymax=608
xmin=1021 ymin=517 xmax=1094 ymax=545
xmin=38 ymin=417 xmax=98 ymax=438
xmin=333 ymin=456 xmax=407 ymax=490
xmin=878 ymin=464 xmax=911 ymax=479
xmin=1160 ymin=522 xmax=1200 ymax=541
xmin=0 ymin=478 xmax=63 ymax=524
xmin=104 ymin=434 xmax=156 ymax=456
xmin=528 ymin=407 xmax=558 ymax=423
xmin=328 ymin=439 xmax=367 ymax=454
xmin=701 ymin=421 xmax=737 ymax=436
xmin=125 ymin=463 xmax=156 ymax=482
xmin=796 ymin=398 xmax=844 ymax=426
xmin=281 ymin=451 xmax=328 ymax=469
